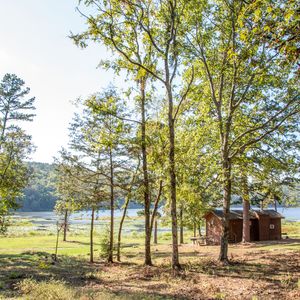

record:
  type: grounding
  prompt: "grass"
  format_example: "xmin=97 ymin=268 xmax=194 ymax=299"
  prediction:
xmin=0 ymin=216 xmax=299 ymax=299
xmin=282 ymin=220 xmax=300 ymax=237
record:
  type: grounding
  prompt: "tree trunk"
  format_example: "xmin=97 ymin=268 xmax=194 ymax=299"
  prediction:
xmin=108 ymin=149 xmax=114 ymax=263
xmin=63 ymin=210 xmax=68 ymax=242
xmin=90 ymin=207 xmax=95 ymax=263
xmin=54 ymin=222 xmax=60 ymax=262
xmin=153 ymin=219 xmax=158 ymax=244
xmin=117 ymin=196 xmax=130 ymax=262
xmin=117 ymin=161 xmax=140 ymax=262
xmin=242 ymin=174 xmax=250 ymax=243
xmin=198 ymin=222 xmax=202 ymax=237
xmin=0 ymin=110 xmax=8 ymax=147
xmin=166 ymin=83 xmax=180 ymax=269
xmin=274 ymin=197 xmax=277 ymax=212
xmin=179 ymin=206 xmax=184 ymax=244
xmin=150 ymin=181 xmax=163 ymax=237
xmin=219 ymin=158 xmax=231 ymax=264
xmin=193 ymin=223 xmax=196 ymax=237
xmin=140 ymin=78 xmax=152 ymax=266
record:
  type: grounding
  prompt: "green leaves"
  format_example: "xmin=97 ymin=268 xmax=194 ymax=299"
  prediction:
xmin=0 ymin=74 xmax=35 ymax=233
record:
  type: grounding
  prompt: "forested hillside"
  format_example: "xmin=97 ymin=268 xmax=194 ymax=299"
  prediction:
xmin=18 ymin=162 xmax=145 ymax=212
xmin=18 ymin=162 xmax=58 ymax=211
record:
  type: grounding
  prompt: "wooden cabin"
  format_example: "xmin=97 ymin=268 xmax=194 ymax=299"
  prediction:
xmin=205 ymin=209 xmax=284 ymax=245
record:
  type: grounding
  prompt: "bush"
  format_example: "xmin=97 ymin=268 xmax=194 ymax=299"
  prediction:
xmin=8 ymin=271 xmax=24 ymax=279
xmin=131 ymin=231 xmax=138 ymax=238
xmin=136 ymin=210 xmax=145 ymax=217
xmin=99 ymin=227 xmax=111 ymax=259
xmin=160 ymin=232 xmax=172 ymax=240
xmin=17 ymin=278 xmax=76 ymax=300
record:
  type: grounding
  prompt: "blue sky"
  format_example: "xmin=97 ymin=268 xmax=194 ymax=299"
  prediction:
xmin=0 ymin=0 xmax=117 ymax=163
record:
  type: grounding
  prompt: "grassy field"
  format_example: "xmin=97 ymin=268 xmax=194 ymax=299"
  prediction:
xmin=0 ymin=217 xmax=299 ymax=299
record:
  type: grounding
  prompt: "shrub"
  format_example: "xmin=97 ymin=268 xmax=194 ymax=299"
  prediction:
xmin=17 ymin=278 xmax=76 ymax=300
xmin=99 ymin=227 xmax=111 ymax=259
xmin=131 ymin=231 xmax=138 ymax=238
xmin=160 ymin=232 xmax=172 ymax=240
xmin=8 ymin=271 xmax=24 ymax=279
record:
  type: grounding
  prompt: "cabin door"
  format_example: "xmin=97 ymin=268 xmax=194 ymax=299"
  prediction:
xmin=250 ymin=219 xmax=259 ymax=241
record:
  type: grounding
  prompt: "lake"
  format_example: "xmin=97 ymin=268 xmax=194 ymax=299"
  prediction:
xmin=13 ymin=207 xmax=300 ymax=225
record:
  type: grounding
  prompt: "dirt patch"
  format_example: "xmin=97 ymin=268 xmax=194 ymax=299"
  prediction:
xmin=81 ymin=244 xmax=300 ymax=299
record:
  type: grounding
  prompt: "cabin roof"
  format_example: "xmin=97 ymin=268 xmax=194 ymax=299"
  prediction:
xmin=207 ymin=209 xmax=284 ymax=220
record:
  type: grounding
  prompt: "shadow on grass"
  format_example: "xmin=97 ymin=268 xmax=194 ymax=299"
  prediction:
xmin=182 ymin=250 xmax=299 ymax=285
xmin=254 ymin=238 xmax=300 ymax=248
xmin=69 ymin=288 xmax=185 ymax=300
xmin=0 ymin=252 xmax=101 ymax=298
xmin=0 ymin=252 xmax=183 ymax=299
xmin=66 ymin=240 xmax=101 ymax=246
xmin=92 ymin=288 xmax=188 ymax=300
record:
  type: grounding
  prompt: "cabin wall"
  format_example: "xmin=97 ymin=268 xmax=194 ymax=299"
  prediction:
xmin=269 ymin=218 xmax=282 ymax=240
xmin=258 ymin=215 xmax=270 ymax=241
xmin=206 ymin=213 xmax=222 ymax=245
xmin=250 ymin=219 xmax=260 ymax=241
xmin=229 ymin=219 xmax=243 ymax=242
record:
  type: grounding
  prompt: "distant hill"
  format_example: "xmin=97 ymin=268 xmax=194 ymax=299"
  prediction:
xmin=18 ymin=162 xmax=58 ymax=212
xmin=17 ymin=162 xmax=144 ymax=212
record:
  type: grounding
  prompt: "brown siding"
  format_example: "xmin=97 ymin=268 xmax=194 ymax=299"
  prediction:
xmin=229 ymin=220 xmax=243 ymax=242
xmin=206 ymin=213 xmax=222 ymax=245
xmin=269 ymin=218 xmax=281 ymax=240
xmin=250 ymin=219 xmax=259 ymax=241
xmin=258 ymin=215 xmax=270 ymax=241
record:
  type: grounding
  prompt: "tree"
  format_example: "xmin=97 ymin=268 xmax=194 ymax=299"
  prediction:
xmin=175 ymin=105 xmax=221 ymax=243
xmin=186 ymin=0 xmax=299 ymax=263
xmin=72 ymin=0 xmax=194 ymax=269
xmin=54 ymin=158 xmax=80 ymax=242
xmin=116 ymin=158 xmax=140 ymax=262
xmin=86 ymin=88 xmax=130 ymax=263
xmin=0 ymin=74 xmax=35 ymax=144
xmin=229 ymin=108 xmax=300 ymax=243
xmin=240 ymin=0 xmax=300 ymax=67
xmin=55 ymin=108 xmax=109 ymax=263
xmin=0 ymin=73 xmax=35 ymax=233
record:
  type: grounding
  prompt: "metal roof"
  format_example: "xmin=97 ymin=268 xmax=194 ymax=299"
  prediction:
xmin=209 ymin=209 xmax=284 ymax=220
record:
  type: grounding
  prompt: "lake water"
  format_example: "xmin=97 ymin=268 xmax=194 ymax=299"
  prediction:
xmin=13 ymin=207 xmax=300 ymax=225
xmin=13 ymin=209 xmax=142 ymax=225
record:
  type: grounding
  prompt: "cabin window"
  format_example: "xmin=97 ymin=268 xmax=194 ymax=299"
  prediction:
xmin=270 ymin=224 xmax=275 ymax=229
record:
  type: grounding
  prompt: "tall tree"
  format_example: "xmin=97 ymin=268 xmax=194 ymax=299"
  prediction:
xmin=0 ymin=74 xmax=35 ymax=145
xmin=54 ymin=157 xmax=81 ymax=242
xmin=87 ymin=88 xmax=131 ymax=263
xmin=186 ymin=0 xmax=299 ymax=263
xmin=72 ymin=0 xmax=194 ymax=269
xmin=0 ymin=73 xmax=35 ymax=233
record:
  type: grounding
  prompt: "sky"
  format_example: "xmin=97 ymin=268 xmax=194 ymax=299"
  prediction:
xmin=0 ymin=0 xmax=118 ymax=163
